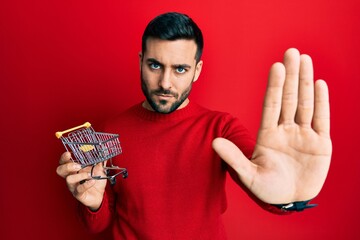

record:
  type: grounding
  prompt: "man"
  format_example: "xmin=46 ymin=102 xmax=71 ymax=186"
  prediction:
xmin=56 ymin=12 xmax=332 ymax=239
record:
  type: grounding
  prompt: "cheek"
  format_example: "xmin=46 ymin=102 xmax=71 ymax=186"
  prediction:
xmin=177 ymin=83 xmax=190 ymax=93
xmin=142 ymin=68 xmax=160 ymax=86
xmin=176 ymin=73 xmax=195 ymax=89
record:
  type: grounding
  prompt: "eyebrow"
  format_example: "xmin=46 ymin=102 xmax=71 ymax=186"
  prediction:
xmin=146 ymin=58 xmax=192 ymax=69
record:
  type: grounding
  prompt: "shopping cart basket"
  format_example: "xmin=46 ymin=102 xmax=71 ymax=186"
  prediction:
xmin=55 ymin=122 xmax=127 ymax=185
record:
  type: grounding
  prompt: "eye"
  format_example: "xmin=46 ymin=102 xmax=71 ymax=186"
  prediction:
xmin=176 ymin=67 xmax=186 ymax=74
xmin=149 ymin=62 xmax=161 ymax=70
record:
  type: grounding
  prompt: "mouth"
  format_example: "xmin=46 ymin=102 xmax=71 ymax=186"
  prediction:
xmin=154 ymin=90 xmax=176 ymax=98
xmin=156 ymin=93 xmax=172 ymax=97
xmin=155 ymin=94 xmax=174 ymax=101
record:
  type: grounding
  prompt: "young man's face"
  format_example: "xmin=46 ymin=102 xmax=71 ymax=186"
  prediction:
xmin=140 ymin=38 xmax=203 ymax=113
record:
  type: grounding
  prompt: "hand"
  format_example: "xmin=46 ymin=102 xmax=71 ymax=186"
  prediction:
xmin=56 ymin=152 xmax=107 ymax=210
xmin=213 ymin=48 xmax=332 ymax=204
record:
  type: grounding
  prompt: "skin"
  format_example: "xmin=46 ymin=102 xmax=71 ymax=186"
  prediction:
xmin=139 ymin=38 xmax=203 ymax=113
xmin=57 ymin=41 xmax=332 ymax=210
xmin=213 ymin=49 xmax=332 ymax=203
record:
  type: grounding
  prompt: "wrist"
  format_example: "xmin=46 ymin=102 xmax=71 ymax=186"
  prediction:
xmin=87 ymin=198 xmax=104 ymax=212
xmin=88 ymin=205 xmax=101 ymax=212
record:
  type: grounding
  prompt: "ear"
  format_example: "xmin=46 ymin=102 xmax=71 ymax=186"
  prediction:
xmin=139 ymin=52 xmax=143 ymax=71
xmin=193 ymin=60 xmax=203 ymax=82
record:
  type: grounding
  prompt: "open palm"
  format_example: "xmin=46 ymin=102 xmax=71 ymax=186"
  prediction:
xmin=213 ymin=48 xmax=332 ymax=204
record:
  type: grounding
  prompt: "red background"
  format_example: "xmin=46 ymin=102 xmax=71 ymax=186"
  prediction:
xmin=1 ymin=0 xmax=359 ymax=239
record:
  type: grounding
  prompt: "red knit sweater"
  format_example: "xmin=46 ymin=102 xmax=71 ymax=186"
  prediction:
xmin=78 ymin=102 xmax=281 ymax=239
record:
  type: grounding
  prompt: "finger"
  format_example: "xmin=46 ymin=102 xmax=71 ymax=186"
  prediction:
xmin=295 ymin=54 xmax=314 ymax=127
xmin=280 ymin=48 xmax=301 ymax=124
xmin=75 ymin=179 xmax=97 ymax=196
xmin=59 ymin=152 xmax=72 ymax=164
xmin=57 ymin=152 xmax=82 ymax=178
xmin=313 ymin=80 xmax=330 ymax=137
xmin=91 ymin=163 xmax=107 ymax=177
xmin=66 ymin=172 xmax=91 ymax=193
xmin=261 ymin=62 xmax=285 ymax=129
xmin=56 ymin=162 xmax=82 ymax=178
xmin=212 ymin=138 xmax=256 ymax=184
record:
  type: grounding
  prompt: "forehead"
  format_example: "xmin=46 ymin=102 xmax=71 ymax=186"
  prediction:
xmin=144 ymin=38 xmax=197 ymax=64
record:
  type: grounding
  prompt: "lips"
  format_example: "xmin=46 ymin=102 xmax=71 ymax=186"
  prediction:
xmin=154 ymin=90 xmax=176 ymax=98
xmin=155 ymin=94 xmax=174 ymax=102
xmin=156 ymin=93 xmax=173 ymax=98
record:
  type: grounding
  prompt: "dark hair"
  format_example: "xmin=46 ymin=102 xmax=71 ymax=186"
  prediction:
xmin=141 ymin=12 xmax=204 ymax=62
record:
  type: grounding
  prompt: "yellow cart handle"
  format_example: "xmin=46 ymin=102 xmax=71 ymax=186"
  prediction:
xmin=55 ymin=122 xmax=91 ymax=139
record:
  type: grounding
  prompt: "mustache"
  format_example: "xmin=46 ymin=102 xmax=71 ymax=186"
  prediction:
xmin=152 ymin=88 xmax=178 ymax=97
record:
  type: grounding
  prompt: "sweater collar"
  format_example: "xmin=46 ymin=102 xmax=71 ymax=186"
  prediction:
xmin=133 ymin=100 xmax=200 ymax=122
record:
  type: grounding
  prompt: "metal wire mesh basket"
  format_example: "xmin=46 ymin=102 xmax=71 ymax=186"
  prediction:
xmin=55 ymin=122 xmax=127 ymax=184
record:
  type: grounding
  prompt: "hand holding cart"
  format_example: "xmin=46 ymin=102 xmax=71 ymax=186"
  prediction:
xmin=55 ymin=122 xmax=127 ymax=185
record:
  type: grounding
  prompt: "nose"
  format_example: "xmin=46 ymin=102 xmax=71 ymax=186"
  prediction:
xmin=158 ymin=68 xmax=172 ymax=90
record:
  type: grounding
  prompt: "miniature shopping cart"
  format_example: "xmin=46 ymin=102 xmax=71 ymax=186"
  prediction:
xmin=55 ymin=122 xmax=127 ymax=185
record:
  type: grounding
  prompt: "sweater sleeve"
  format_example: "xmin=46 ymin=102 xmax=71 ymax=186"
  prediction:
xmin=77 ymin=184 xmax=116 ymax=233
xmin=221 ymin=115 xmax=290 ymax=215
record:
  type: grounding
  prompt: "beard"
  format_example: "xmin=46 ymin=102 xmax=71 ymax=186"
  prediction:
xmin=141 ymin=72 xmax=194 ymax=114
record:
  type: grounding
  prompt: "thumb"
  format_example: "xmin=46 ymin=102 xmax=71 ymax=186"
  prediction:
xmin=212 ymin=138 xmax=255 ymax=182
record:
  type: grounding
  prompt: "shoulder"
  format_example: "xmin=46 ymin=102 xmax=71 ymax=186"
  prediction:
xmin=100 ymin=103 xmax=143 ymax=131
xmin=190 ymin=103 xmax=251 ymax=138
xmin=194 ymin=103 xmax=255 ymax=157
xmin=192 ymin=103 xmax=242 ymax=126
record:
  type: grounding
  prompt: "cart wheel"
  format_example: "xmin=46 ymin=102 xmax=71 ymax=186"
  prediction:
xmin=109 ymin=176 xmax=116 ymax=185
xmin=122 ymin=170 xmax=128 ymax=179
